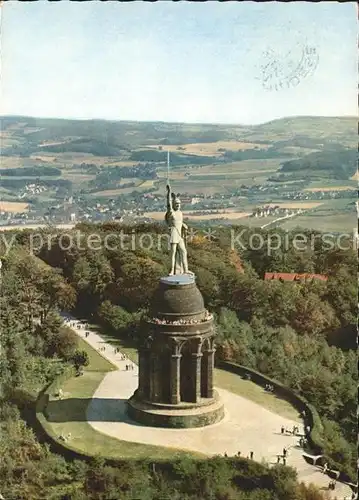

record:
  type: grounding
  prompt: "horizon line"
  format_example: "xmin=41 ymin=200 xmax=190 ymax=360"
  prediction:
xmin=0 ymin=113 xmax=357 ymax=128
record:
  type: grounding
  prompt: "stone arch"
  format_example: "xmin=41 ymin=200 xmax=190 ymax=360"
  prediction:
xmin=177 ymin=338 xmax=189 ymax=355
xmin=143 ymin=335 xmax=153 ymax=349
xmin=202 ymin=337 xmax=211 ymax=351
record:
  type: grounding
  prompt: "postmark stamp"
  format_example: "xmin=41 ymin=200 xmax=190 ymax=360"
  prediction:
xmin=258 ymin=43 xmax=319 ymax=91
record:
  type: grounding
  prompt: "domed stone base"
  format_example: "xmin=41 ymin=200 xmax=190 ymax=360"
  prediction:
xmin=127 ymin=390 xmax=224 ymax=428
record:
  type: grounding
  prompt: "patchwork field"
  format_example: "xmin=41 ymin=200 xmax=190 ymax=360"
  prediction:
xmin=139 ymin=179 xmax=156 ymax=188
xmin=1 ymin=116 xmax=356 ymax=234
xmin=304 ymin=186 xmax=357 ymax=192
xmin=0 ymin=201 xmax=29 ymax=213
xmin=0 ymin=157 xmax=40 ymax=169
xmin=189 ymin=169 xmax=277 ymax=178
xmin=30 ymin=155 xmax=58 ymax=163
xmin=155 ymin=180 xmax=231 ymax=195
xmin=147 ymin=141 xmax=270 ymax=156
xmin=92 ymin=185 xmax=146 ymax=197
xmin=144 ymin=209 xmax=251 ymax=221
xmin=266 ymin=202 xmax=323 ymax=209
xmin=239 ymin=215 xmax=279 ymax=228
xmin=61 ymin=172 xmax=96 ymax=182
xmin=153 ymin=160 xmax=285 ymax=195
xmin=191 ymin=159 xmax=284 ymax=174
xmin=281 ymin=213 xmax=356 ymax=233
xmin=30 ymin=153 xmax=136 ymax=168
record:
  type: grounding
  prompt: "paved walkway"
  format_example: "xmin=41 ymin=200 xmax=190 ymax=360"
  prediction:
xmin=63 ymin=315 xmax=353 ymax=500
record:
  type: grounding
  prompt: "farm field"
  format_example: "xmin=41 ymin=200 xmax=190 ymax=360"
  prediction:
xmin=278 ymin=198 xmax=356 ymax=232
xmin=31 ymin=153 xmax=135 ymax=168
xmin=157 ymin=159 xmax=283 ymax=179
xmin=281 ymin=213 xmax=356 ymax=233
xmin=1 ymin=115 xmax=357 ymax=234
xmin=0 ymin=157 xmax=40 ymax=169
xmin=304 ymin=179 xmax=357 ymax=190
xmin=238 ymin=216 xmax=279 ymax=228
xmin=0 ymin=201 xmax=29 ymax=213
xmin=155 ymin=179 xmax=231 ymax=195
xmin=266 ymin=202 xmax=323 ymax=209
xmin=154 ymin=166 xmax=283 ymax=195
xmin=191 ymin=158 xmax=284 ymax=174
xmin=144 ymin=209 xmax=251 ymax=221
xmin=184 ymin=211 xmax=251 ymax=221
xmin=304 ymin=186 xmax=357 ymax=192
xmin=242 ymin=116 xmax=357 ymax=146
xmin=105 ymin=160 xmax=139 ymax=167
xmin=30 ymin=155 xmax=58 ymax=163
xmin=139 ymin=179 xmax=156 ymax=188
xmin=188 ymin=169 xmax=277 ymax=179
xmin=61 ymin=172 xmax=96 ymax=182
xmin=155 ymin=159 xmax=284 ymax=194
xmin=157 ymin=170 xmax=187 ymax=180
xmin=146 ymin=140 xmax=270 ymax=156
xmin=92 ymin=186 xmax=146 ymax=197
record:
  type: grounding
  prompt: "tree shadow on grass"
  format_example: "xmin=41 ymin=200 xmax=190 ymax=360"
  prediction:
xmin=45 ymin=397 xmax=143 ymax=425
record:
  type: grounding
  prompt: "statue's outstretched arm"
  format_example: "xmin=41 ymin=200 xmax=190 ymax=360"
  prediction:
xmin=166 ymin=183 xmax=173 ymax=211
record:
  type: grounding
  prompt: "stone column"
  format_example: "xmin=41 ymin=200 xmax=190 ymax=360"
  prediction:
xmin=203 ymin=348 xmax=215 ymax=398
xmin=170 ymin=354 xmax=181 ymax=404
xmin=191 ymin=340 xmax=203 ymax=403
xmin=149 ymin=352 xmax=160 ymax=402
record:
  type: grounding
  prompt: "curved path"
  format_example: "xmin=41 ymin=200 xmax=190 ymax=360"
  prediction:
xmin=65 ymin=316 xmax=353 ymax=500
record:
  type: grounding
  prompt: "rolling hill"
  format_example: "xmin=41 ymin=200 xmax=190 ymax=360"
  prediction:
xmin=1 ymin=115 xmax=357 ymax=156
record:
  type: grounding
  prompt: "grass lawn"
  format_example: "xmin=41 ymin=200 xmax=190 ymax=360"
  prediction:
xmin=40 ymin=318 xmax=303 ymax=460
xmin=41 ymin=370 xmax=202 ymax=460
xmin=39 ymin=331 xmax=201 ymax=460
xmin=76 ymin=336 xmax=118 ymax=372
xmin=214 ymin=369 xmax=301 ymax=423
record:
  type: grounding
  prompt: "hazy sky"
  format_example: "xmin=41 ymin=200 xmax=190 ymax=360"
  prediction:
xmin=1 ymin=1 xmax=357 ymax=124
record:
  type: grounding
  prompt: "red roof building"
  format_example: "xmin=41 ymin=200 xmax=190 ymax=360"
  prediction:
xmin=264 ymin=272 xmax=328 ymax=282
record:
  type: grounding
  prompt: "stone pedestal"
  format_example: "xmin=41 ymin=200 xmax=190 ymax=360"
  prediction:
xmin=127 ymin=274 xmax=224 ymax=428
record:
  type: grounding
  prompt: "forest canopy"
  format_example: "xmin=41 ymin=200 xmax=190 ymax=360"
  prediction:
xmin=0 ymin=222 xmax=357 ymax=498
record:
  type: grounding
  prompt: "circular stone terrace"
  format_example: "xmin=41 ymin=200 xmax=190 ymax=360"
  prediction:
xmin=56 ymin=316 xmax=353 ymax=500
